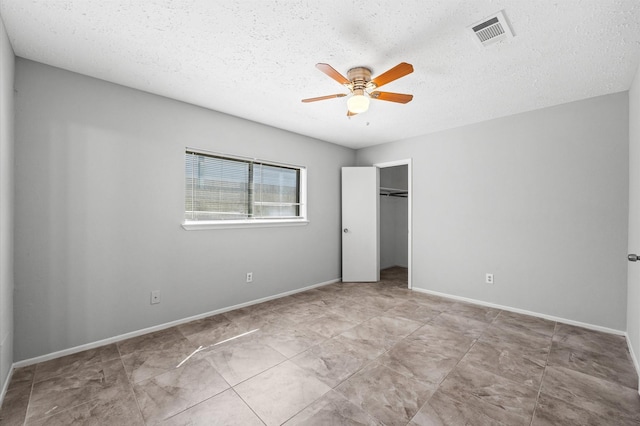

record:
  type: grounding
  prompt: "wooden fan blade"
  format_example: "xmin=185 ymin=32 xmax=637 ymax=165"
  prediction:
xmin=371 ymin=62 xmax=414 ymax=89
xmin=301 ymin=93 xmax=347 ymax=103
xmin=370 ymin=91 xmax=413 ymax=104
xmin=316 ymin=63 xmax=350 ymax=85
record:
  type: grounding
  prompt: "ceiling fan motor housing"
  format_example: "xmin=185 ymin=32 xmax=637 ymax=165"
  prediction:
xmin=347 ymin=67 xmax=373 ymax=92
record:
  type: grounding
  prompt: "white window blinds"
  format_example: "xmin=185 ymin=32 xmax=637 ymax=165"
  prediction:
xmin=185 ymin=151 xmax=302 ymax=221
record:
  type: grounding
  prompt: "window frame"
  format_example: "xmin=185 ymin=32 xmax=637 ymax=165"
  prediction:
xmin=182 ymin=148 xmax=308 ymax=230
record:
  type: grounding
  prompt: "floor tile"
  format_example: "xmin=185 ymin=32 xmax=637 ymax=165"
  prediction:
xmin=120 ymin=337 xmax=197 ymax=383
xmin=176 ymin=314 xmax=233 ymax=337
xmin=411 ymin=293 xmax=458 ymax=311
xmin=356 ymin=294 xmax=403 ymax=311
xmin=161 ymin=388 xmax=263 ymax=426
xmin=299 ymin=311 xmax=357 ymax=338
xmin=25 ymin=388 xmax=144 ymax=426
xmin=408 ymin=323 xmax=476 ymax=358
xmin=369 ymin=315 xmax=423 ymax=337
xmin=290 ymin=288 xmax=325 ymax=303
xmin=133 ymin=356 xmax=229 ymax=423
xmin=326 ymin=300 xmax=385 ymax=323
xmin=409 ymin=390 xmax=512 ymax=426
xmin=480 ymin=323 xmax=552 ymax=355
xmin=306 ymin=294 xmax=348 ymax=311
xmin=338 ymin=315 xmax=422 ymax=358
xmin=458 ymin=340 xmax=545 ymax=388
xmin=257 ymin=295 xmax=300 ymax=312
xmin=26 ymin=358 xmax=132 ymax=422
xmin=380 ymin=266 xmax=409 ymax=282
xmin=224 ymin=307 xmax=296 ymax=332
xmin=277 ymin=302 xmax=328 ymax=323
xmin=9 ymin=364 xmax=36 ymax=387
xmin=447 ymin=302 xmax=501 ymax=323
xmin=335 ymin=362 xmax=435 ymax=426
xmin=378 ymin=288 xmax=416 ymax=303
xmin=252 ymin=322 xmax=326 ymax=358
xmin=33 ymin=344 xmax=120 ymax=383
xmin=437 ymin=363 xmax=538 ymax=425
xmin=547 ymin=340 xmax=638 ymax=389
xmin=0 ymin=377 xmax=32 ymax=425
xmin=531 ymin=393 xmax=638 ymax=426
xmin=493 ymin=310 xmax=556 ymax=337
xmin=378 ymin=339 xmax=459 ymax=386
xmin=291 ymin=337 xmax=373 ymax=387
xmin=430 ymin=312 xmax=490 ymax=339
xmin=118 ymin=327 xmax=186 ymax=356
xmin=383 ymin=300 xmax=442 ymax=323
xmin=552 ymin=324 xmax=630 ymax=356
xmin=221 ymin=302 xmax=274 ymax=320
xmin=200 ymin=336 xmax=286 ymax=386
xmin=183 ymin=320 xmax=253 ymax=347
xmin=234 ymin=360 xmax=331 ymax=426
xmin=540 ymin=366 xmax=640 ymax=423
xmin=284 ymin=390 xmax=382 ymax=425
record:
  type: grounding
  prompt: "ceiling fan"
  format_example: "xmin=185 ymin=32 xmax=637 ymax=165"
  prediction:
xmin=302 ymin=62 xmax=414 ymax=116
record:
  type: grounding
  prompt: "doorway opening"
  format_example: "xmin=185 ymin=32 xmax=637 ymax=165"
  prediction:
xmin=375 ymin=159 xmax=412 ymax=289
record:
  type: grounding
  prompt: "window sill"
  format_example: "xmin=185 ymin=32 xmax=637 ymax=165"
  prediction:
xmin=181 ymin=219 xmax=309 ymax=230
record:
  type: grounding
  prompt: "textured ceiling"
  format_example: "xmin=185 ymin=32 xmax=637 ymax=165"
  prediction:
xmin=1 ymin=0 xmax=640 ymax=149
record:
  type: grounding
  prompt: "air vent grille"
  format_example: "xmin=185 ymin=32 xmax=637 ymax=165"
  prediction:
xmin=469 ymin=11 xmax=513 ymax=47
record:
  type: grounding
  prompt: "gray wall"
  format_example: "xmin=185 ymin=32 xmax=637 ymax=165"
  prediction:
xmin=380 ymin=165 xmax=407 ymax=191
xmin=358 ymin=93 xmax=629 ymax=330
xmin=379 ymin=197 xmax=408 ymax=269
xmin=628 ymin=63 xmax=640 ymax=369
xmin=14 ymin=59 xmax=355 ymax=361
xmin=0 ymin=15 xmax=14 ymax=388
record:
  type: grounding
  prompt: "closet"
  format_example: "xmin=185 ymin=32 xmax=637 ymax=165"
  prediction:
xmin=379 ymin=165 xmax=408 ymax=282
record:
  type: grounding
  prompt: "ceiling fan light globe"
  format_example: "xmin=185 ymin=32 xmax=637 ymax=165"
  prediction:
xmin=347 ymin=94 xmax=370 ymax=114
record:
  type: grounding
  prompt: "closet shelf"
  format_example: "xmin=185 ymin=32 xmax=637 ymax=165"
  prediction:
xmin=380 ymin=187 xmax=408 ymax=198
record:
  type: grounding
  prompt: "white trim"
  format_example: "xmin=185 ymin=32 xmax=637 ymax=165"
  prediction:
xmin=14 ymin=278 xmax=340 ymax=368
xmin=185 ymin=147 xmax=306 ymax=171
xmin=374 ymin=159 xmax=412 ymax=290
xmin=182 ymin=219 xmax=309 ymax=230
xmin=0 ymin=366 xmax=13 ymax=406
xmin=625 ymin=333 xmax=640 ymax=396
xmin=412 ymin=287 xmax=626 ymax=336
xmin=184 ymin=149 xmax=308 ymax=229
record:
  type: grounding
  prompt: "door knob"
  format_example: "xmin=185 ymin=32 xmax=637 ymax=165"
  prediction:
xmin=629 ymin=254 xmax=638 ymax=262
xmin=343 ymin=228 xmax=349 ymax=233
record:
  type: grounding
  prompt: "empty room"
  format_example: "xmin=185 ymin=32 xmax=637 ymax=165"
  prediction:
xmin=1 ymin=1 xmax=640 ymax=425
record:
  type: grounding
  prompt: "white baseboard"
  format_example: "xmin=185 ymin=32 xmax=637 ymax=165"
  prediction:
xmin=0 ymin=365 xmax=13 ymax=407
xmin=412 ymin=287 xmax=625 ymax=336
xmin=624 ymin=333 xmax=640 ymax=396
xmin=14 ymin=278 xmax=340 ymax=368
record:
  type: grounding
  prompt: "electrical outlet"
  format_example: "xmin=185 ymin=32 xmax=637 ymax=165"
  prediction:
xmin=485 ymin=273 xmax=494 ymax=284
xmin=151 ymin=290 xmax=161 ymax=304
xmin=246 ymin=272 xmax=253 ymax=283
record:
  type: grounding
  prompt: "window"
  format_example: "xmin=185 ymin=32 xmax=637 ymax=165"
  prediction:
xmin=184 ymin=150 xmax=307 ymax=228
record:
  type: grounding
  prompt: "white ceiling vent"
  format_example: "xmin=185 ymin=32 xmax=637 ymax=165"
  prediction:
xmin=468 ymin=10 xmax=514 ymax=48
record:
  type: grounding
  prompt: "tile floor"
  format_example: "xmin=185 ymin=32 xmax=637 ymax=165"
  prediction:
xmin=1 ymin=267 xmax=639 ymax=425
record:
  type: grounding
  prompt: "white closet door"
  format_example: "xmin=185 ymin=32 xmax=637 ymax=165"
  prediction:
xmin=341 ymin=167 xmax=379 ymax=282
